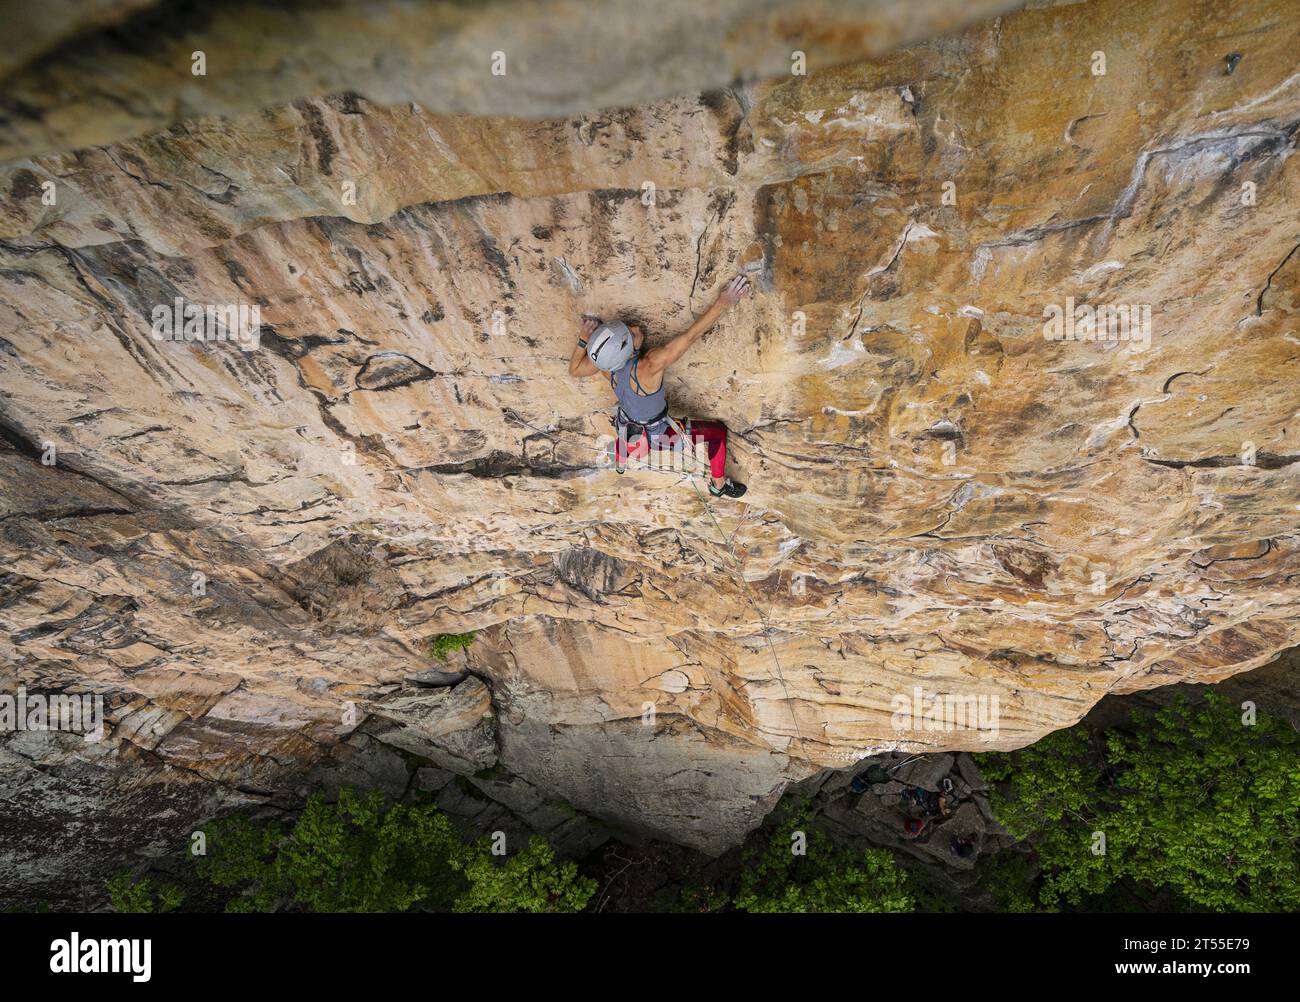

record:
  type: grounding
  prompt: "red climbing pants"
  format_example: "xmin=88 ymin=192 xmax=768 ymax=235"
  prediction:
xmin=616 ymin=419 xmax=728 ymax=480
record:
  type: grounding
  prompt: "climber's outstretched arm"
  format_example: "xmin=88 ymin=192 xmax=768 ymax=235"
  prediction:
xmin=641 ymin=275 xmax=749 ymax=378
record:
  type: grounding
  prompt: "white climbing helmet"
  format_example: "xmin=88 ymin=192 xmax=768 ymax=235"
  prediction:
xmin=585 ymin=320 xmax=634 ymax=372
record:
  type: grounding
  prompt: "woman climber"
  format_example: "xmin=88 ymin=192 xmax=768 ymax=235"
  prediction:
xmin=566 ymin=274 xmax=751 ymax=498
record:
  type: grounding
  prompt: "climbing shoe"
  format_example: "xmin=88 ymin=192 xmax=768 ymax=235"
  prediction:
xmin=708 ymin=478 xmax=747 ymax=499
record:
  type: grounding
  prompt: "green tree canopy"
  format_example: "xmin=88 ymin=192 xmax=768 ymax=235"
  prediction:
xmin=451 ymin=835 xmax=596 ymax=913
xmin=195 ymin=787 xmax=594 ymax=913
xmin=107 ymin=871 xmax=184 ymax=913
xmin=199 ymin=788 xmax=465 ymax=912
xmin=977 ymin=694 xmax=1300 ymax=911
xmin=731 ymin=809 xmax=913 ymax=913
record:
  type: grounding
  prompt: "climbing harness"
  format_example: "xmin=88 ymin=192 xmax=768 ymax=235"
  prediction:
xmin=611 ymin=409 xmax=692 ymax=475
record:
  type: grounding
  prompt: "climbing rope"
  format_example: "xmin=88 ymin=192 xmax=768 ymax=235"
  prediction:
xmin=503 ymin=408 xmax=810 ymax=761
xmin=683 ymin=460 xmax=809 ymax=761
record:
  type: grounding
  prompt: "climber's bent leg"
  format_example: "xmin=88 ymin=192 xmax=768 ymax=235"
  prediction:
xmin=623 ymin=418 xmax=746 ymax=498
xmin=687 ymin=420 xmax=729 ymax=483
xmin=679 ymin=420 xmax=745 ymax=498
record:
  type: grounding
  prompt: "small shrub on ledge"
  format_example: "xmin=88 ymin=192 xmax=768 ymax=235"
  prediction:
xmin=427 ymin=631 xmax=475 ymax=662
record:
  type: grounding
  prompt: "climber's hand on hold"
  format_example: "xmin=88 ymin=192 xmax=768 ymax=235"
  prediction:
xmin=579 ymin=315 xmax=600 ymax=341
xmin=716 ymin=275 xmax=750 ymax=309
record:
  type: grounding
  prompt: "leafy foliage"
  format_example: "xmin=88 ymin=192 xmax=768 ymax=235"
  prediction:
xmin=672 ymin=862 xmax=731 ymax=913
xmin=977 ymin=852 xmax=1040 ymax=913
xmin=976 ymin=694 xmax=1300 ymax=912
xmin=195 ymin=787 xmax=593 ymax=913
xmin=427 ymin=631 xmax=475 ymax=662
xmin=451 ymin=835 xmax=596 ymax=913
xmin=730 ymin=808 xmax=913 ymax=913
xmin=198 ymin=788 xmax=465 ymax=912
xmin=107 ymin=871 xmax=183 ymax=913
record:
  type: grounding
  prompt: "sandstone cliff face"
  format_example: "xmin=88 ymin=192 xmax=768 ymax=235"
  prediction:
xmin=1 ymin=0 xmax=1298 ymax=898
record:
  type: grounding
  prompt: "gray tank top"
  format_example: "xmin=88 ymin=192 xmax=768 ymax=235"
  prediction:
xmin=611 ymin=355 xmax=667 ymax=425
